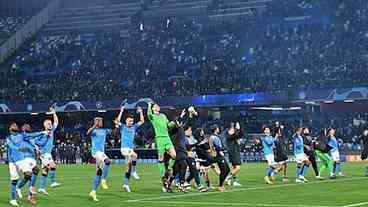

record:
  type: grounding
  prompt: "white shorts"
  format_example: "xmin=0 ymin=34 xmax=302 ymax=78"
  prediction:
xmin=9 ymin=162 xmax=20 ymax=181
xmin=40 ymin=153 xmax=54 ymax=167
xmin=331 ymin=151 xmax=340 ymax=162
xmin=295 ymin=153 xmax=308 ymax=164
xmin=121 ymin=148 xmax=134 ymax=157
xmin=15 ymin=158 xmax=36 ymax=174
xmin=92 ymin=151 xmax=109 ymax=169
xmin=265 ymin=154 xmax=276 ymax=166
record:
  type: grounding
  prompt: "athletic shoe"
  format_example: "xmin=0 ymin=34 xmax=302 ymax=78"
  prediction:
xmin=123 ymin=184 xmax=131 ymax=193
xmin=16 ymin=188 xmax=23 ymax=199
xmin=225 ymin=174 xmax=232 ymax=186
xmin=89 ymin=191 xmax=99 ymax=202
xmin=27 ymin=195 xmax=37 ymax=205
xmin=166 ymin=186 xmax=173 ymax=193
xmin=270 ymin=176 xmax=276 ymax=182
xmin=50 ymin=182 xmax=61 ymax=188
xmin=264 ymin=176 xmax=273 ymax=185
xmin=316 ymin=176 xmax=325 ymax=180
xmin=132 ymin=172 xmax=140 ymax=180
xmin=338 ymin=172 xmax=346 ymax=177
xmin=295 ymin=178 xmax=305 ymax=183
xmin=232 ymin=181 xmax=242 ymax=187
xmin=38 ymin=188 xmax=49 ymax=196
xmin=9 ymin=200 xmax=19 ymax=207
xmin=178 ymin=185 xmax=188 ymax=193
xmin=101 ymin=179 xmax=109 ymax=190
xmin=162 ymin=186 xmax=167 ymax=193
xmin=298 ymin=175 xmax=309 ymax=183
xmin=183 ymin=182 xmax=191 ymax=187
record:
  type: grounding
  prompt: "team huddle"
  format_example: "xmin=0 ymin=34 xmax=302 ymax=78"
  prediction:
xmin=6 ymin=103 xmax=368 ymax=206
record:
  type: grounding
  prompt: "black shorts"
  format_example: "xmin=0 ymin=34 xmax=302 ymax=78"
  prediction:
xmin=228 ymin=151 xmax=242 ymax=166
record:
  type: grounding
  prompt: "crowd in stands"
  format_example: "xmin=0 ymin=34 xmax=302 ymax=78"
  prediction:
xmin=0 ymin=16 xmax=29 ymax=45
xmin=0 ymin=1 xmax=367 ymax=104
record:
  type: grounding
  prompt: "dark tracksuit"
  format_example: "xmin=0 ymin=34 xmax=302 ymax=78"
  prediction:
xmin=209 ymin=134 xmax=230 ymax=187
xmin=303 ymin=134 xmax=319 ymax=176
xmin=185 ymin=135 xmax=201 ymax=186
xmin=226 ymin=129 xmax=243 ymax=166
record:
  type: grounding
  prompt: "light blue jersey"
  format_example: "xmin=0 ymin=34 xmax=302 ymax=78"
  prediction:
xmin=119 ymin=123 xmax=140 ymax=149
xmin=293 ymin=134 xmax=304 ymax=155
xmin=328 ymin=136 xmax=339 ymax=153
xmin=7 ymin=132 xmax=44 ymax=162
xmin=35 ymin=123 xmax=58 ymax=155
xmin=91 ymin=128 xmax=112 ymax=155
xmin=261 ymin=135 xmax=275 ymax=156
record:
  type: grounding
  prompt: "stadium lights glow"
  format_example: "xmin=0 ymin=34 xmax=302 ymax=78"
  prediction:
xmin=98 ymin=110 xmax=107 ymax=113
xmin=324 ymin=100 xmax=334 ymax=104
xmin=344 ymin=99 xmax=355 ymax=103
xmin=251 ymin=107 xmax=301 ymax=111
xmin=305 ymin=101 xmax=316 ymax=105
xmin=30 ymin=113 xmax=39 ymax=115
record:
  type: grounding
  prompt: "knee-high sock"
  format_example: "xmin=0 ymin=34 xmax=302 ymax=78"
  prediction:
xmin=11 ymin=180 xmax=17 ymax=200
xmin=158 ymin=160 xmax=165 ymax=177
xmin=131 ymin=160 xmax=137 ymax=173
xmin=302 ymin=164 xmax=309 ymax=176
xmin=17 ymin=178 xmax=28 ymax=189
xmin=296 ymin=165 xmax=302 ymax=177
xmin=40 ymin=175 xmax=47 ymax=189
xmin=334 ymin=162 xmax=341 ymax=174
xmin=102 ymin=163 xmax=111 ymax=180
xmin=49 ymin=168 xmax=56 ymax=184
xmin=30 ymin=173 xmax=38 ymax=188
xmin=267 ymin=167 xmax=274 ymax=177
xmin=92 ymin=175 xmax=101 ymax=191
xmin=124 ymin=172 xmax=130 ymax=185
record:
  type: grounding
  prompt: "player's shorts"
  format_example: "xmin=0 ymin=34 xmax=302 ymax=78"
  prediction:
xmin=92 ymin=151 xmax=109 ymax=169
xmin=330 ymin=151 xmax=340 ymax=162
xmin=121 ymin=148 xmax=135 ymax=157
xmin=15 ymin=158 xmax=37 ymax=174
xmin=155 ymin=136 xmax=174 ymax=156
xmin=265 ymin=154 xmax=276 ymax=166
xmin=295 ymin=153 xmax=308 ymax=164
xmin=9 ymin=162 xmax=20 ymax=181
xmin=228 ymin=151 xmax=242 ymax=166
xmin=40 ymin=153 xmax=54 ymax=167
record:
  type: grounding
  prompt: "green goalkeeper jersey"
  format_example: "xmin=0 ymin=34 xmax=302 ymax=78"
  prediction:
xmin=148 ymin=105 xmax=174 ymax=139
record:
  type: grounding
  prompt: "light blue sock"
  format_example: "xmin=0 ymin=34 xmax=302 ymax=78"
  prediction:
xmin=302 ymin=164 xmax=309 ymax=176
xmin=11 ymin=181 xmax=17 ymax=200
xmin=296 ymin=165 xmax=302 ymax=176
xmin=335 ymin=163 xmax=341 ymax=174
xmin=102 ymin=164 xmax=111 ymax=180
xmin=40 ymin=175 xmax=47 ymax=189
xmin=30 ymin=174 xmax=37 ymax=188
xmin=49 ymin=169 xmax=56 ymax=184
xmin=267 ymin=167 xmax=273 ymax=177
xmin=93 ymin=175 xmax=101 ymax=191
xmin=124 ymin=173 xmax=129 ymax=185
xmin=17 ymin=178 xmax=28 ymax=189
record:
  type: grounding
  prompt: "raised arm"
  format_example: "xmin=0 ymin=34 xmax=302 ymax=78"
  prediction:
xmin=137 ymin=106 xmax=145 ymax=125
xmin=87 ymin=122 xmax=97 ymax=135
xmin=147 ymin=102 xmax=154 ymax=121
xmin=50 ymin=108 xmax=59 ymax=127
xmin=115 ymin=106 xmax=125 ymax=125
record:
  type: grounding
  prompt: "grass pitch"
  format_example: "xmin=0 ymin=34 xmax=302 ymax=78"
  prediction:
xmin=1 ymin=162 xmax=368 ymax=207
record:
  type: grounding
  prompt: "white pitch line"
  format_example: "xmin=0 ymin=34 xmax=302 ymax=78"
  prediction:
xmin=341 ymin=202 xmax=368 ymax=207
xmin=126 ymin=177 xmax=368 ymax=203
xmin=136 ymin=201 xmax=335 ymax=207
